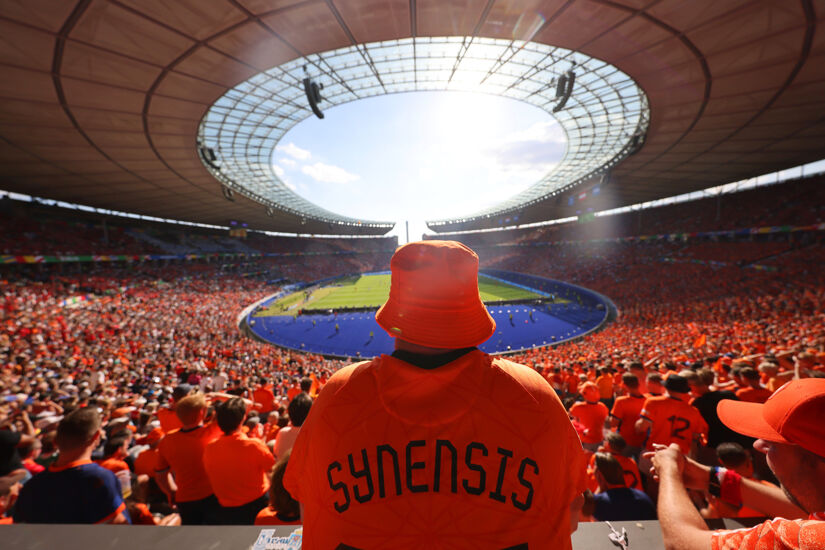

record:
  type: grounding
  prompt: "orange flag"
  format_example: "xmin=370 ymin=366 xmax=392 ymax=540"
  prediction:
xmin=309 ymin=373 xmax=319 ymax=398
xmin=693 ymin=334 xmax=707 ymax=348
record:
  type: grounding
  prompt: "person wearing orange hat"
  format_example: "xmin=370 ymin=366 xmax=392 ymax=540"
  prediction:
xmin=570 ymin=382 xmax=609 ymax=452
xmin=283 ymin=240 xmax=587 ymax=549
xmin=648 ymin=378 xmax=825 ymax=550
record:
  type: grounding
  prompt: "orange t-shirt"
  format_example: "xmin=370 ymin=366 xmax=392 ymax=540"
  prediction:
xmin=157 ymin=407 xmax=182 ymax=433
xmin=610 ymin=394 xmax=647 ymax=447
xmin=736 ymin=387 xmax=773 ymax=404
xmin=203 ymin=431 xmax=275 ymax=507
xmin=283 ymin=351 xmax=587 ymax=550
xmin=254 ymin=506 xmax=302 ymax=526
xmin=569 ymin=401 xmax=609 ymax=444
xmin=596 ymin=375 xmax=614 ymax=400
xmin=711 ymin=518 xmax=825 ymax=550
xmin=156 ymin=423 xmax=221 ymax=503
xmin=640 ymin=395 xmax=708 ymax=453
xmin=134 ymin=448 xmax=160 ymax=478
xmin=253 ymin=386 xmax=276 ymax=414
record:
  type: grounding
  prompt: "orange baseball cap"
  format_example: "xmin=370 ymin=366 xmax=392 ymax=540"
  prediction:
xmin=718 ymin=378 xmax=825 ymax=458
xmin=376 ymin=240 xmax=496 ymax=349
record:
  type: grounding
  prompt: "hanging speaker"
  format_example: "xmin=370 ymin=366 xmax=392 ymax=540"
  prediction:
xmin=265 ymin=206 xmax=274 ymax=217
xmin=303 ymin=68 xmax=325 ymax=119
xmin=221 ymin=186 xmax=235 ymax=202
xmin=553 ymin=69 xmax=576 ymax=113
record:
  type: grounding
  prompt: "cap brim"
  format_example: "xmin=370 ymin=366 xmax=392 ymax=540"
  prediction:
xmin=717 ymin=399 xmax=791 ymax=444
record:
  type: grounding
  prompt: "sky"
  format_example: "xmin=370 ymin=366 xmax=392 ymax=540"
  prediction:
xmin=271 ymin=91 xmax=567 ymax=243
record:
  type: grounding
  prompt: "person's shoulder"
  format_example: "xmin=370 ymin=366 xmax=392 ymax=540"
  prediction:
xmin=491 ymin=356 xmax=553 ymax=392
xmin=322 ymin=359 xmax=376 ymax=392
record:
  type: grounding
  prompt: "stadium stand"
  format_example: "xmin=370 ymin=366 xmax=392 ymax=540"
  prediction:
xmin=2 ymin=178 xmax=824 ymax=538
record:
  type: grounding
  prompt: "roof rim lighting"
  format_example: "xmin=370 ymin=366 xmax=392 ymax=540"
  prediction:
xmin=197 ymin=36 xmax=649 ymax=228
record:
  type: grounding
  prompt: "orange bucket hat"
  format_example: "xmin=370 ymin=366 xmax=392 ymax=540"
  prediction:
xmin=376 ymin=240 xmax=496 ymax=349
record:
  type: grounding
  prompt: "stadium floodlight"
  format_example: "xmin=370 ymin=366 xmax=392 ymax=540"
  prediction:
xmin=302 ymin=65 xmax=325 ymax=120
xmin=265 ymin=206 xmax=274 ymax=217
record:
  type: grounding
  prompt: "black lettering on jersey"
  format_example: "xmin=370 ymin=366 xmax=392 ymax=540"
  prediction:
xmin=348 ymin=449 xmax=374 ymax=504
xmin=433 ymin=439 xmax=458 ymax=493
xmin=501 ymin=544 xmax=528 ymax=549
xmin=376 ymin=444 xmax=402 ymax=498
xmin=327 ymin=461 xmax=350 ymax=513
xmin=406 ymin=440 xmax=428 ymax=493
xmin=463 ymin=442 xmax=487 ymax=496
xmin=512 ymin=457 xmax=538 ymax=511
xmin=489 ymin=448 xmax=513 ymax=503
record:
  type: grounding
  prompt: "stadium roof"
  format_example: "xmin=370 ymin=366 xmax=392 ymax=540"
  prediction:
xmin=199 ymin=37 xmax=648 ymax=226
xmin=0 ymin=1 xmax=823 ymax=235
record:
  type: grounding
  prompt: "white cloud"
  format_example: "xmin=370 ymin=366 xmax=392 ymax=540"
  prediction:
xmin=301 ymin=162 xmax=359 ymax=184
xmin=272 ymin=164 xmax=285 ymax=178
xmin=279 ymin=157 xmax=296 ymax=168
xmin=276 ymin=142 xmax=311 ymax=161
xmin=504 ymin=120 xmax=566 ymax=144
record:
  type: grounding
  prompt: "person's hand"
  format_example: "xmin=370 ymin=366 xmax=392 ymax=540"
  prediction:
xmin=644 ymin=443 xmax=709 ymax=489
xmin=645 ymin=443 xmax=685 ymax=480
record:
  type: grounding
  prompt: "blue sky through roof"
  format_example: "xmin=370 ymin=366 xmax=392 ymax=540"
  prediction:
xmin=272 ymin=91 xmax=566 ymax=242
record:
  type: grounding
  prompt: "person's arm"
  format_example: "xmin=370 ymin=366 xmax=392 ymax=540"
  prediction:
xmin=635 ymin=416 xmax=652 ymax=435
xmin=109 ymin=509 xmax=131 ymax=524
xmin=154 ymin=470 xmax=177 ymax=505
xmin=650 ymin=444 xmax=713 ymax=550
xmin=17 ymin=411 xmax=35 ymax=437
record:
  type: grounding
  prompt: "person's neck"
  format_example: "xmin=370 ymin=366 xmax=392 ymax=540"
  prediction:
xmin=54 ymin=446 xmax=93 ymax=467
xmin=394 ymin=339 xmax=454 ymax=355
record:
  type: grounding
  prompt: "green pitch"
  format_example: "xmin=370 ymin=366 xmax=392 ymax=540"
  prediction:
xmin=255 ymin=273 xmax=545 ymax=316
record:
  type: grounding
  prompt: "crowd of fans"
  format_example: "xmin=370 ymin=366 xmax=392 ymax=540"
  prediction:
xmin=1 ymin=178 xmax=824 ymax=531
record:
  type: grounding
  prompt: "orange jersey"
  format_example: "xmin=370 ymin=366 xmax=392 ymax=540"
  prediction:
xmin=640 ymin=395 xmax=708 ymax=453
xmin=736 ymin=387 xmax=773 ymax=404
xmin=203 ymin=432 xmax=275 ymax=507
xmin=283 ymin=351 xmax=587 ymax=550
xmin=156 ymin=423 xmax=221 ymax=502
xmin=157 ymin=407 xmax=182 ymax=433
xmin=711 ymin=518 xmax=825 ymax=550
xmin=610 ymin=394 xmax=647 ymax=447
xmin=253 ymin=386 xmax=276 ymax=414
xmin=596 ymin=375 xmax=614 ymax=399
xmin=134 ymin=448 xmax=160 ymax=478
xmin=569 ymin=401 xmax=609 ymax=444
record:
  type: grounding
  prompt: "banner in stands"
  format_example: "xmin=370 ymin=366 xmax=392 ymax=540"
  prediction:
xmin=0 ymin=250 xmax=373 ymax=264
